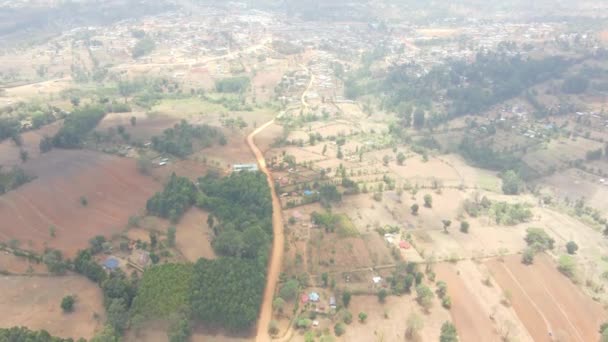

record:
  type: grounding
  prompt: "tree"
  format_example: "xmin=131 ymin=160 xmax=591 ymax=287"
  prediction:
xmin=71 ymin=97 xmax=80 ymax=107
xmin=436 ymin=281 xmax=448 ymax=298
xmin=397 ymin=152 xmax=406 ymax=165
xmin=334 ymin=323 xmax=345 ymax=336
xmin=440 ymin=321 xmax=458 ymax=342
xmin=557 ymin=255 xmax=577 ymax=279
xmin=521 ymin=247 xmax=535 ymax=265
xmin=442 ymin=296 xmax=452 ymax=309
xmin=358 ymin=312 xmax=367 ymax=323
xmin=167 ymin=226 xmax=176 ymax=247
xmin=272 ymin=297 xmax=285 ymax=314
xmin=405 ymin=312 xmax=424 ymax=340
xmin=383 ymin=155 xmax=390 ymax=166
xmin=322 ymin=272 xmax=329 ymax=287
xmin=167 ymin=313 xmax=191 ymax=342
xmin=279 ymin=279 xmax=299 ymax=301
xmin=40 ymin=136 xmax=53 ymax=153
xmin=442 ymin=220 xmax=452 ymax=234
xmin=342 ymin=310 xmax=353 ymax=324
xmin=90 ymin=325 xmax=119 ymax=342
xmin=415 ymin=284 xmax=434 ymax=311
xmin=61 ymin=295 xmax=75 ymax=313
xmin=107 ymin=298 xmax=128 ymax=333
xmin=566 ymin=241 xmax=578 ymax=255
xmin=378 ymin=289 xmax=388 ymax=303
xmin=411 ymin=203 xmax=419 ymax=215
xmin=460 ymin=221 xmax=469 ymax=233
xmin=424 ymin=194 xmax=433 ymax=208
xmin=525 ymin=228 xmax=554 ymax=251
xmin=130 ymin=116 xmax=137 ymax=126
xmin=404 ymin=274 xmax=415 ymax=293
xmin=501 ymin=170 xmax=523 ymax=195
xmin=342 ymin=290 xmax=352 ymax=308
xmin=19 ymin=150 xmax=28 ymax=163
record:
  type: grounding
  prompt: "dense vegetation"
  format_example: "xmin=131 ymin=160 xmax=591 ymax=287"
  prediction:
xmin=0 ymin=117 xmax=21 ymax=142
xmin=52 ymin=106 xmax=106 ymax=148
xmin=146 ymin=173 xmax=198 ymax=223
xmin=0 ymin=327 xmax=78 ymax=342
xmin=0 ymin=166 xmax=34 ymax=194
xmin=190 ymin=257 xmax=266 ymax=331
xmin=132 ymin=37 xmax=156 ymax=58
xmin=131 ymin=263 xmax=193 ymax=319
xmin=215 ymin=76 xmax=251 ymax=93
xmin=151 ymin=120 xmax=226 ymax=158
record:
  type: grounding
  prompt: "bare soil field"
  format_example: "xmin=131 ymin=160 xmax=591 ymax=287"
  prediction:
xmin=96 ymin=112 xmax=181 ymax=142
xmin=0 ymin=275 xmax=105 ymax=339
xmin=486 ymin=254 xmax=607 ymax=342
xmin=537 ymin=167 xmax=608 ymax=212
xmin=435 ymin=262 xmax=503 ymax=342
xmin=0 ymin=149 xmax=161 ymax=257
xmin=175 ymin=208 xmax=216 ymax=262
xmin=522 ymin=138 xmax=604 ymax=174
xmin=2 ymin=77 xmax=72 ymax=103
xmin=337 ymin=294 xmax=451 ymax=342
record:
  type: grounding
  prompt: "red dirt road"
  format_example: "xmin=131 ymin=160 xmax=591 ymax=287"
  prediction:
xmin=0 ymin=149 xmax=161 ymax=257
xmin=248 ymin=119 xmax=285 ymax=342
xmin=486 ymin=254 xmax=606 ymax=342
xmin=435 ymin=263 xmax=501 ymax=342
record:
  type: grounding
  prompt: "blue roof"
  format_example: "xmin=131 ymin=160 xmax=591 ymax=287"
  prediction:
xmin=309 ymin=292 xmax=320 ymax=301
xmin=104 ymin=258 xmax=119 ymax=269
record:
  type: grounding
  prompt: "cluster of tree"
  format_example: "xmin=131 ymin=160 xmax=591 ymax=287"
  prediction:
xmin=132 ymin=37 xmax=156 ymax=58
xmin=459 ymin=136 xmax=521 ymax=172
xmin=151 ymin=120 xmax=226 ymax=158
xmin=51 ymin=106 xmax=106 ymax=148
xmin=0 ymin=166 xmax=34 ymax=194
xmin=131 ymin=264 xmax=193 ymax=319
xmin=0 ymin=117 xmax=21 ymax=142
xmin=190 ymin=257 xmax=266 ymax=331
xmin=491 ymin=201 xmax=533 ymax=225
xmin=586 ymin=148 xmax=603 ymax=161
xmin=215 ymin=77 xmax=251 ymax=93
xmin=388 ymin=262 xmax=426 ymax=296
xmin=522 ymin=227 xmax=555 ymax=264
xmin=146 ymin=173 xmax=198 ymax=223
xmin=197 ymin=172 xmax=272 ymax=262
xmin=0 ymin=327 xmax=78 ymax=342
xmin=562 ymin=75 xmax=589 ymax=94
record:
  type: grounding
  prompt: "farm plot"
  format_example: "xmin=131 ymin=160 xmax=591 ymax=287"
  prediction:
xmin=0 ymin=121 xmax=62 ymax=167
xmin=486 ymin=254 xmax=607 ymax=342
xmin=537 ymin=167 xmax=608 ymax=212
xmin=95 ymin=112 xmax=181 ymax=142
xmin=175 ymin=208 xmax=216 ymax=262
xmin=0 ymin=275 xmax=105 ymax=340
xmin=339 ymin=295 xmax=451 ymax=342
xmin=0 ymin=149 xmax=161 ymax=257
xmin=522 ymin=138 xmax=604 ymax=175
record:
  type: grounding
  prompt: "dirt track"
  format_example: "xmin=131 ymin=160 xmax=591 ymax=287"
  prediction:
xmin=248 ymin=119 xmax=285 ymax=342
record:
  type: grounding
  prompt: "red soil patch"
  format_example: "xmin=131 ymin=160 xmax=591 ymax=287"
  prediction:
xmin=0 ymin=149 xmax=161 ymax=257
xmin=96 ymin=112 xmax=180 ymax=142
xmin=435 ymin=263 xmax=501 ymax=342
xmin=0 ymin=121 xmax=62 ymax=167
xmin=486 ymin=254 xmax=606 ymax=342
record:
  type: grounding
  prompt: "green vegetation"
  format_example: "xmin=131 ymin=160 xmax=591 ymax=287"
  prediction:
xmin=190 ymin=257 xmax=265 ymax=331
xmin=132 ymin=37 xmax=156 ymax=58
xmin=562 ymin=75 xmax=589 ymax=94
xmin=215 ymin=76 xmax=251 ymax=93
xmin=501 ymin=170 xmax=524 ymax=195
xmin=459 ymin=136 xmax=520 ymax=172
xmin=131 ymin=264 xmax=193 ymax=319
xmin=146 ymin=173 xmax=197 ymax=223
xmin=0 ymin=327 xmax=75 ymax=342
xmin=0 ymin=166 xmax=33 ymax=194
xmin=440 ymin=321 xmax=459 ymax=342
xmin=0 ymin=117 xmax=21 ymax=143
xmin=524 ymin=227 xmax=555 ymax=251
xmin=279 ymin=279 xmax=299 ymax=301
xmin=415 ymin=284 xmax=434 ymax=311
xmin=61 ymin=295 xmax=75 ymax=313
xmin=151 ymin=120 xmax=226 ymax=158
xmin=566 ymin=241 xmax=578 ymax=255
xmin=52 ymin=106 xmax=106 ymax=148
xmin=557 ymin=255 xmax=577 ymax=279
xmin=311 ymin=211 xmax=357 ymax=237
xmin=491 ymin=202 xmax=533 ymax=225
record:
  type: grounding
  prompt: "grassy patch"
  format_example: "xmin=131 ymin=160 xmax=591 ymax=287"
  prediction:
xmin=153 ymin=98 xmax=224 ymax=117
xmin=336 ymin=214 xmax=358 ymax=238
xmin=478 ymin=173 xmax=501 ymax=193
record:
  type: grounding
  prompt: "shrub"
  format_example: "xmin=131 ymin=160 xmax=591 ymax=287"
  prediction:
xmin=460 ymin=221 xmax=469 ymax=233
xmin=61 ymin=295 xmax=75 ymax=313
xmin=334 ymin=323 xmax=345 ymax=336
xmin=566 ymin=241 xmax=578 ymax=255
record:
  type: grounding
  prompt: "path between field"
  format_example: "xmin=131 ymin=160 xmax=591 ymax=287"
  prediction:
xmin=498 ymin=262 xmax=553 ymax=338
xmin=300 ymin=64 xmax=314 ymax=110
xmin=249 ymin=117 xmax=285 ymax=342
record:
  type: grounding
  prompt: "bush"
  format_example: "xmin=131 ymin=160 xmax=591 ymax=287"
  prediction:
xmin=215 ymin=77 xmax=250 ymax=93
xmin=61 ymin=295 xmax=75 ymax=313
xmin=460 ymin=221 xmax=469 ymax=233
xmin=566 ymin=241 xmax=578 ymax=255
xmin=342 ymin=310 xmax=353 ymax=324
xmin=440 ymin=321 xmax=458 ymax=342
xmin=441 ymin=296 xmax=452 ymax=309
xmin=334 ymin=323 xmax=345 ymax=336
xmin=423 ymin=194 xmax=433 ymax=208
xmin=522 ymin=248 xmax=535 ymax=265
xmin=525 ymin=228 xmax=554 ymax=251
xmin=279 ymin=279 xmax=299 ymax=301
xmin=557 ymin=255 xmax=577 ymax=279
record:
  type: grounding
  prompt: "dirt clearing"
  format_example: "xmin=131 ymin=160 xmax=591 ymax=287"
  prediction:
xmin=0 ymin=275 xmax=104 ymax=339
xmin=175 ymin=208 xmax=216 ymax=262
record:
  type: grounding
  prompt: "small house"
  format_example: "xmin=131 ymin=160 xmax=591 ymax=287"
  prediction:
xmin=104 ymin=257 xmax=119 ymax=271
xmin=309 ymin=292 xmax=320 ymax=302
xmin=301 ymin=293 xmax=309 ymax=304
xmin=329 ymin=296 xmax=336 ymax=309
